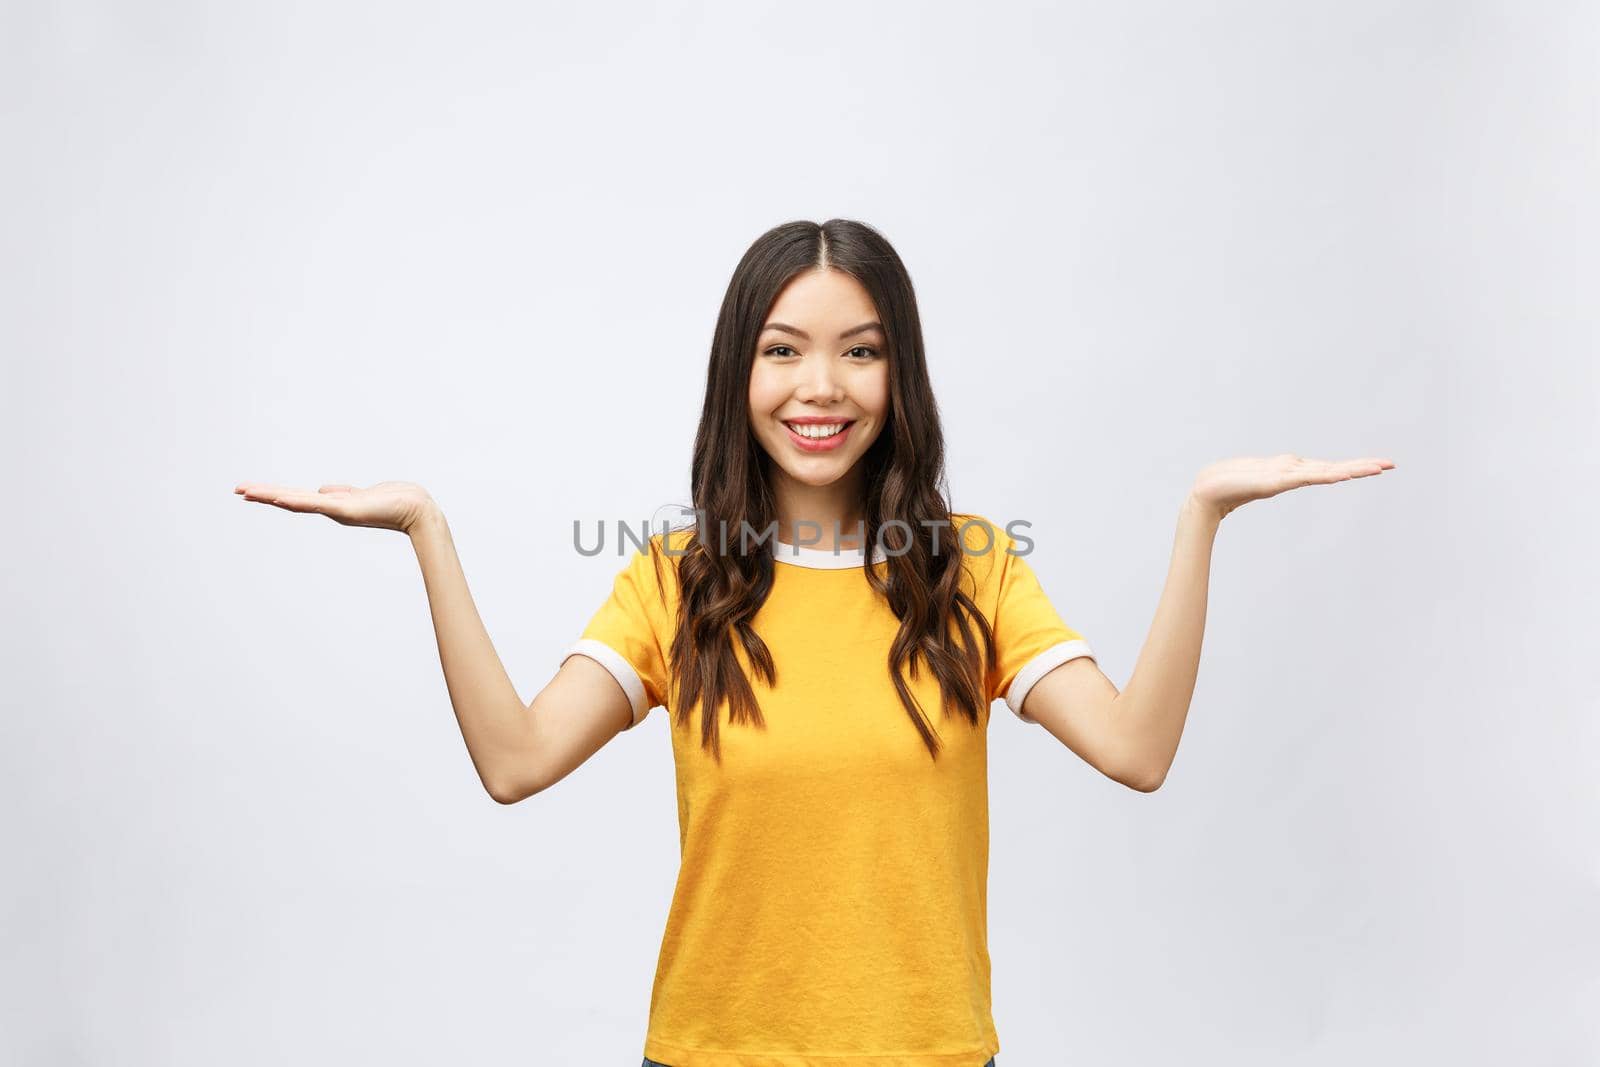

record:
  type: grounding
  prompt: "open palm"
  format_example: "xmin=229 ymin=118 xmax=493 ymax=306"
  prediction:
xmin=1192 ymin=454 xmax=1396 ymax=520
xmin=233 ymin=480 xmax=435 ymax=533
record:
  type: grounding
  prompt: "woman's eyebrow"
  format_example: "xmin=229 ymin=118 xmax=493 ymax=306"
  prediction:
xmin=761 ymin=321 xmax=885 ymax=341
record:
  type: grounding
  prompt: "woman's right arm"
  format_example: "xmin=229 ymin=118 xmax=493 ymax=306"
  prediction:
xmin=406 ymin=505 xmax=634 ymax=803
xmin=235 ymin=480 xmax=633 ymax=804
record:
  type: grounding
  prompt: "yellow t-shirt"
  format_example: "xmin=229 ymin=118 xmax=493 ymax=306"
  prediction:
xmin=561 ymin=513 xmax=1095 ymax=1067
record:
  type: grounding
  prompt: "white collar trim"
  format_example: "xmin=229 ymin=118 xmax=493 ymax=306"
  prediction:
xmin=771 ymin=539 xmax=888 ymax=569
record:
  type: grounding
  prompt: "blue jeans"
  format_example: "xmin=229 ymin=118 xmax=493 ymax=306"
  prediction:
xmin=644 ymin=1060 xmax=995 ymax=1066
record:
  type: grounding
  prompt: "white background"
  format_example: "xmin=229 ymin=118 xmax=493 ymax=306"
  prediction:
xmin=4 ymin=1 xmax=1596 ymax=1063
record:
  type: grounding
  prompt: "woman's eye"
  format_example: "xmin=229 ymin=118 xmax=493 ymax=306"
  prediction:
xmin=762 ymin=344 xmax=877 ymax=359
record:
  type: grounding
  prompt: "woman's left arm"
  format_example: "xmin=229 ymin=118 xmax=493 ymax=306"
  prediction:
xmin=1021 ymin=454 xmax=1396 ymax=792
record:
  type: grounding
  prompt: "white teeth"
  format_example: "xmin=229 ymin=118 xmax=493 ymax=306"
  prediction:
xmin=789 ymin=422 xmax=846 ymax=438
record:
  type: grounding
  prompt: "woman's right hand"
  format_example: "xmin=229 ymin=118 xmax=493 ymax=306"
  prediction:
xmin=233 ymin=480 xmax=438 ymax=534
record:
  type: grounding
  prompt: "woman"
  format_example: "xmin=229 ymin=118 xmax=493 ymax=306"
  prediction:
xmin=235 ymin=218 xmax=1394 ymax=1066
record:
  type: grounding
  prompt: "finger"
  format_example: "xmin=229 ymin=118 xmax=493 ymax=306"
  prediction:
xmin=240 ymin=485 xmax=324 ymax=511
xmin=1279 ymin=461 xmax=1360 ymax=487
xmin=1295 ymin=460 xmax=1390 ymax=485
xmin=261 ymin=489 xmax=335 ymax=514
xmin=1331 ymin=458 xmax=1393 ymax=479
xmin=238 ymin=483 xmax=292 ymax=501
xmin=318 ymin=484 xmax=357 ymax=494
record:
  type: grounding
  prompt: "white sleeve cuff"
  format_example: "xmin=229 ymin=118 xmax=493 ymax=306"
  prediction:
xmin=1004 ymin=639 xmax=1096 ymax=723
xmin=562 ymin=638 xmax=649 ymax=728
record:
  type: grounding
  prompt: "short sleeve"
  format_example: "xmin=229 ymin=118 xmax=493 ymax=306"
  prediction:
xmin=560 ymin=541 xmax=673 ymax=730
xmin=979 ymin=523 xmax=1096 ymax=724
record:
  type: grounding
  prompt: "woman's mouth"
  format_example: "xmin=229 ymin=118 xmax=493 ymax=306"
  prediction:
xmin=782 ymin=420 xmax=855 ymax=453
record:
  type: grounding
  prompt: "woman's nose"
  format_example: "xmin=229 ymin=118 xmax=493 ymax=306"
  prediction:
xmin=794 ymin=354 xmax=844 ymax=401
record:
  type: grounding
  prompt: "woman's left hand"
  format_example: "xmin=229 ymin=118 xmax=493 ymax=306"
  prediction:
xmin=1189 ymin=454 xmax=1396 ymax=521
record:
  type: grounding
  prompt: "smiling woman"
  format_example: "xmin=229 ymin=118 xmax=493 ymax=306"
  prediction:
xmin=235 ymin=217 xmax=1394 ymax=1067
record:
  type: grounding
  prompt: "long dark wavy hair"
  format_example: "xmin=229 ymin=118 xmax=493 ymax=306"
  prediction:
xmin=657 ymin=218 xmax=996 ymax=762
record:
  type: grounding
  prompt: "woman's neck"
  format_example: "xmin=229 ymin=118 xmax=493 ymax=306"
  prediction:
xmin=769 ymin=465 xmax=868 ymax=551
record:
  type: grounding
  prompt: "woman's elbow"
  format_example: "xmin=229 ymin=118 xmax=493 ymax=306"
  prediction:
xmin=486 ymin=769 xmax=548 ymax=805
xmin=1116 ymin=760 xmax=1167 ymax=793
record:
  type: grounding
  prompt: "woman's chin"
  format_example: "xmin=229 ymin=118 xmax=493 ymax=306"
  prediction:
xmin=771 ymin=456 xmax=857 ymax=489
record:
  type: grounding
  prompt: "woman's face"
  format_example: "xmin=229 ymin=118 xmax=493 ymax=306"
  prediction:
xmin=747 ymin=269 xmax=890 ymax=494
